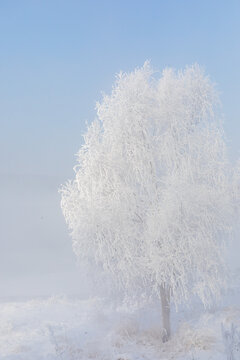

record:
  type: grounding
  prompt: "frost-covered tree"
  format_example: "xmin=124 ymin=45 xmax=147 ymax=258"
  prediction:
xmin=60 ymin=63 xmax=236 ymax=341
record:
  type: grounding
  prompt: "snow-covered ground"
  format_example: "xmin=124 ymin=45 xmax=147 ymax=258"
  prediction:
xmin=1 ymin=290 xmax=240 ymax=360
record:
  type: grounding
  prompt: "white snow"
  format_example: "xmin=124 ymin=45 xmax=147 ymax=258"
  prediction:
xmin=1 ymin=290 xmax=240 ymax=360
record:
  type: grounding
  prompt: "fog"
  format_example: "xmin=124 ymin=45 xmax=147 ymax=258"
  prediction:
xmin=1 ymin=169 xmax=239 ymax=301
xmin=0 ymin=172 xmax=85 ymax=300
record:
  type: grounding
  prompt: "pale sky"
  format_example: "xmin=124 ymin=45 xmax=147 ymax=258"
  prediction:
xmin=0 ymin=0 xmax=239 ymax=298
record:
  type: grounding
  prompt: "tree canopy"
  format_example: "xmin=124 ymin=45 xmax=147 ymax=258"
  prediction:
xmin=60 ymin=63 xmax=236 ymax=309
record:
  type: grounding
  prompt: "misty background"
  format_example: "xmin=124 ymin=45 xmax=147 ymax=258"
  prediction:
xmin=0 ymin=0 xmax=240 ymax=300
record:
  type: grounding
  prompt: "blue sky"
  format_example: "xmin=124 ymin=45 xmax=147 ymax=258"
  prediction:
xmin=1 ymin=0 xmax=240 ymax=178
xmin=1 ymin=1 xmax=240 ymax=297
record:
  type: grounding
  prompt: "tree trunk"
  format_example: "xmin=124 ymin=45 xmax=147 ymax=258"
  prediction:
xmin=160 ymin=285 xmax=171 ymax=342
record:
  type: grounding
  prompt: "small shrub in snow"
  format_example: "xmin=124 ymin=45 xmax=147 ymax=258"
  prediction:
xmin=222 ymin=322 xmax=240 ymax=360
